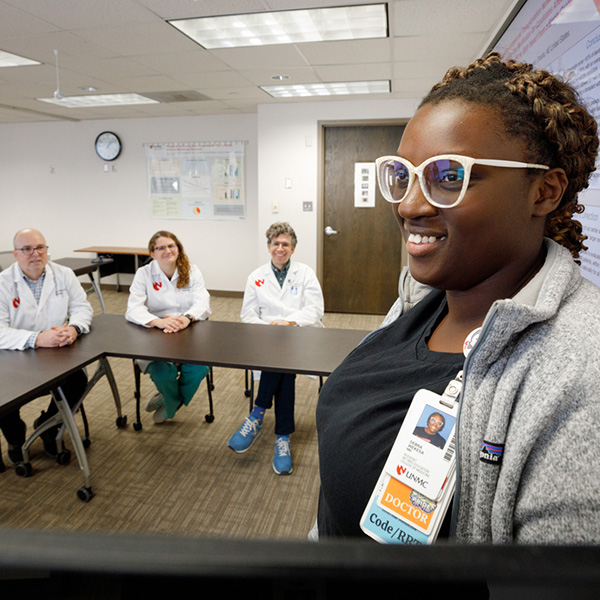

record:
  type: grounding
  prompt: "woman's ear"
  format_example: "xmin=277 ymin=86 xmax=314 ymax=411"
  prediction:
xmin=532 ymin=168 xmax=568 ymax=217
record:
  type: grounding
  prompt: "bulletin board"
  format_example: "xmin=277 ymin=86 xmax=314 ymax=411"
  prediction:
xmin=144 ymin=140 xmax=245 ymax=220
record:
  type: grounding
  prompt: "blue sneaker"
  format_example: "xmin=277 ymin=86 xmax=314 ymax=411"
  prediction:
xmin=273 ymin=435 xmax=293 ymax=475
xmin=228 ymin=416 xmax=262 ymax=453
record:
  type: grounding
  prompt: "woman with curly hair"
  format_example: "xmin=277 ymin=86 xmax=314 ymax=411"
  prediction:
xmin=126 ymin=231 xmax=211 ymax=423
xmin=315 ymin=52 xmax=600 ymax=545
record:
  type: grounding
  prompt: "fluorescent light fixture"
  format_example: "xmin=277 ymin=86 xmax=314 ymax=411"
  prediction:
xmin=37 ymin=93 xmax=159 ymax=108
xmin=0 ymin=50 xmax=40 ymax=67
xmin=169 ymin=4 xmax=388 ymax=49
xmin=261 ymin=80 xmax=390 ymax=98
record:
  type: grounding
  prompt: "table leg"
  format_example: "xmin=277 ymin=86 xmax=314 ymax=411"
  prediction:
xmin=87 ymin=272 xmax=106 ymax=313
xmin=51 ymin=386 xmax=95 ymax=503
xmin=79 ymin=357 xmax=127 ymax=429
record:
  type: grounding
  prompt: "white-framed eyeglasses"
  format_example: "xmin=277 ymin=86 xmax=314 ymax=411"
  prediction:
xmin=375 ymin=154 xmax=550 ymax=209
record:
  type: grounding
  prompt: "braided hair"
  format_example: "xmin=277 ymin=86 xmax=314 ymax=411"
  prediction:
xmin=421 ymin=52 xmax=599 ymax=263
xmin=148 ymin=230 xmax=191 ymax=288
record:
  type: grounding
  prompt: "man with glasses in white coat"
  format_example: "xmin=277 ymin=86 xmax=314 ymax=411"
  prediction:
xmin=0 ymin=228 xmax=92 ymax=465
xmin=227 ymin=222 xmax=324 ymax=475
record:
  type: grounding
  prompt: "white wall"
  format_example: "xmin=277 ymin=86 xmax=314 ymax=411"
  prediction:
xmin=0 ymin=97 xmax=419 ymax=293
xmin=257 ymin=98 xmax=419 ymax=273
xmin=0 ymin=113 xmax=258 ymax=292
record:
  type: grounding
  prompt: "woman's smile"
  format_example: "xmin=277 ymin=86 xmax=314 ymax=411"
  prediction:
xmin=394 ymin=99 xmax=547 ymax=295
xmin=404 ymin=230 xmax=447 ymax=257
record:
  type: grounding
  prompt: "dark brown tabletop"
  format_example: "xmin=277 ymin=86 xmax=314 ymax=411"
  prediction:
xmin=74 ymin=246 xmax=149 ymax=256
xmin=54 ymin=256 xmax=114 ymax=276
xmin=0 ymin=313 xmax=370 ymax=414
xmin=0 ymin=335 xmax=104 ymax=415
xmin=93 ymin=313 xmax=368 ymax=376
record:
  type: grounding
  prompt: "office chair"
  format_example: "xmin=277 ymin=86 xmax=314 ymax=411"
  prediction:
xmin=4 ymin=356 xmax=124 ymax=503
xmin=132 ymin=360 xmax=215 ymax=431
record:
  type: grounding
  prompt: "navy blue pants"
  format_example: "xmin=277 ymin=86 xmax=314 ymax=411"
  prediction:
xmin=254 ymin=371 xmax=296 ymax=436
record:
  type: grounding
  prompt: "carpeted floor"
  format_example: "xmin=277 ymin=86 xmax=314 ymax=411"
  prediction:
xmin=0 ymin=287 xmax=382 ymax=541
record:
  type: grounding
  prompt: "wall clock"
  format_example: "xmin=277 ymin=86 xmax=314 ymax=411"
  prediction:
xmin=95 ymin=131 xmax=122 ymax=161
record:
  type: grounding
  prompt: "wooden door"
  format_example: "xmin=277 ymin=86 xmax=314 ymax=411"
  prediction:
xmin=322 ymin=124 xmax=406 ymax=314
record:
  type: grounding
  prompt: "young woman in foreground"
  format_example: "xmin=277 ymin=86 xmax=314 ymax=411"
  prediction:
xmin=316 ymin=52 xmax=600 ymax=544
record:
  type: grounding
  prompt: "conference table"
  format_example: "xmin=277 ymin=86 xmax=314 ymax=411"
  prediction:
xmin=74 ymin=246 xmax=150 ymax=292
xmin=54 ymin=256 xmax=114 ymax=313
xmin=0 ymin=313 xmax=369 ymax=501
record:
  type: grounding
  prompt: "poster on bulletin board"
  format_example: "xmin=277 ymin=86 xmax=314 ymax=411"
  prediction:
xmin=144 ymin=140 xmax=245 ymax=220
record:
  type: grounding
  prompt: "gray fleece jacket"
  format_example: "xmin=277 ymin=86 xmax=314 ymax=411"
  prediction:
xmin=382 ymin=239 xmax=600 ymax=544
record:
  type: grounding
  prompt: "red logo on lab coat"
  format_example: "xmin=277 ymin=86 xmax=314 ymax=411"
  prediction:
xmin=12 ymin=297 xmax=20 ymax=308
xmin=152 ymin=282 xmax=162 ymax=291
xmin=255 ymin=279 xmax=264 ymax=287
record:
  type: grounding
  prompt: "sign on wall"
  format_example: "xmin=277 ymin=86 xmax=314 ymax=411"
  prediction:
xmin=354 ymin=162 xmax=376 ymax=208
xmin=144 ymin=140 xmax=246 ymax=220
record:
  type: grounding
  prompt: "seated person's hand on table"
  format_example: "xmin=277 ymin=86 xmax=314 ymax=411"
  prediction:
xmin=36 ymin=325 xmax=79 ymax=348
xmin=148 ymin=314 xmax=191 ymax=333
xmin=269 ymin=320 xmax=297 ymax=326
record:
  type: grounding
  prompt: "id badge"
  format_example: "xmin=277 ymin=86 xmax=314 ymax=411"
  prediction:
xmin=360 ymin=468 xmax=455 ymax=544
xmin=383 ymin=388 xmax=458 ymax=500
xmin=360 ymin=372 xmax=462 ymax=544
xmin=360 ymin=470 xmax=431 ymax=545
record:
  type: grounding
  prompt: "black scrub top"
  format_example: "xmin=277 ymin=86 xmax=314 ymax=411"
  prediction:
xmin=316 ymin=289 xmax=465 ymax=539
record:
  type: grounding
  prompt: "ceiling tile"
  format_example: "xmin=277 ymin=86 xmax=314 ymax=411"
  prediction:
xmin=0 ymin=0 xmax=521 ymax=123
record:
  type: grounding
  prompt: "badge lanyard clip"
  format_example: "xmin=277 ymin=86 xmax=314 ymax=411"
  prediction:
xmin=439 ymin=370 xmax=462 ymax=408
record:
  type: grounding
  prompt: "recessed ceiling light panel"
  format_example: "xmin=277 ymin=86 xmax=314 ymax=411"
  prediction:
xmin=261 ymin=80 xmax=390 ymax=98
xmin=0 ymin=49 xmax=40 ymax=68
xmin=169 ymin=4 xmax=388 ymax=49
xmin=37 ymin=93 xmax=159 ymax=108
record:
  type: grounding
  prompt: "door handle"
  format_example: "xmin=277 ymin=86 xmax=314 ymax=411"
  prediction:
xmin=324 ymin=226 xmax=338 ymax=236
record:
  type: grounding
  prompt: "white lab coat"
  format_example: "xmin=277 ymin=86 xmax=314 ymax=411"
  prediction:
xmin=0 ymin=261 xmax=93 ymax=350
xmin=241 ymin=260 xmax=324 ymax=328
xmin=125 ymin=260 xmax=211 ymax=327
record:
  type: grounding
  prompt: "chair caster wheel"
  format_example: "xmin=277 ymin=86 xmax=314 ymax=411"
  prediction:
xmin=82 ymin=438 xmax=91 ymax=450
xmin=56 ymin=449 xmax=71 ymax=465
xmin=210 ymin=384 xmax=215 ymax=391
xmin=244 ymin=390 xmax=251 ymax=398
xmin=133 ymin=421 xmax=143 ymax=432
xmin=77 ymin=486 xmax=95 ymax=503
xmin=15 ymin=462 xmax=33 ymax=478
xmin=205 ymin=414 xmax=214 ymax=423
xmin=116 ymin=415 xmax=128 ymax=429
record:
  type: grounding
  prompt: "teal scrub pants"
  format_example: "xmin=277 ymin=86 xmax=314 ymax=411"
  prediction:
xmin=146 ymin=362 xmax=209 ymax=419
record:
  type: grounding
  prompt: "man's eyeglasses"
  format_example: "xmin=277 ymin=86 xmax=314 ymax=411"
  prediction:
xmin=154 ymin=244 xmax=177 ymax=253
xmin=375 ymin=154 xmax=550 ymax=209
xmin=14 ymin=245 xmax=49 ymax=255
